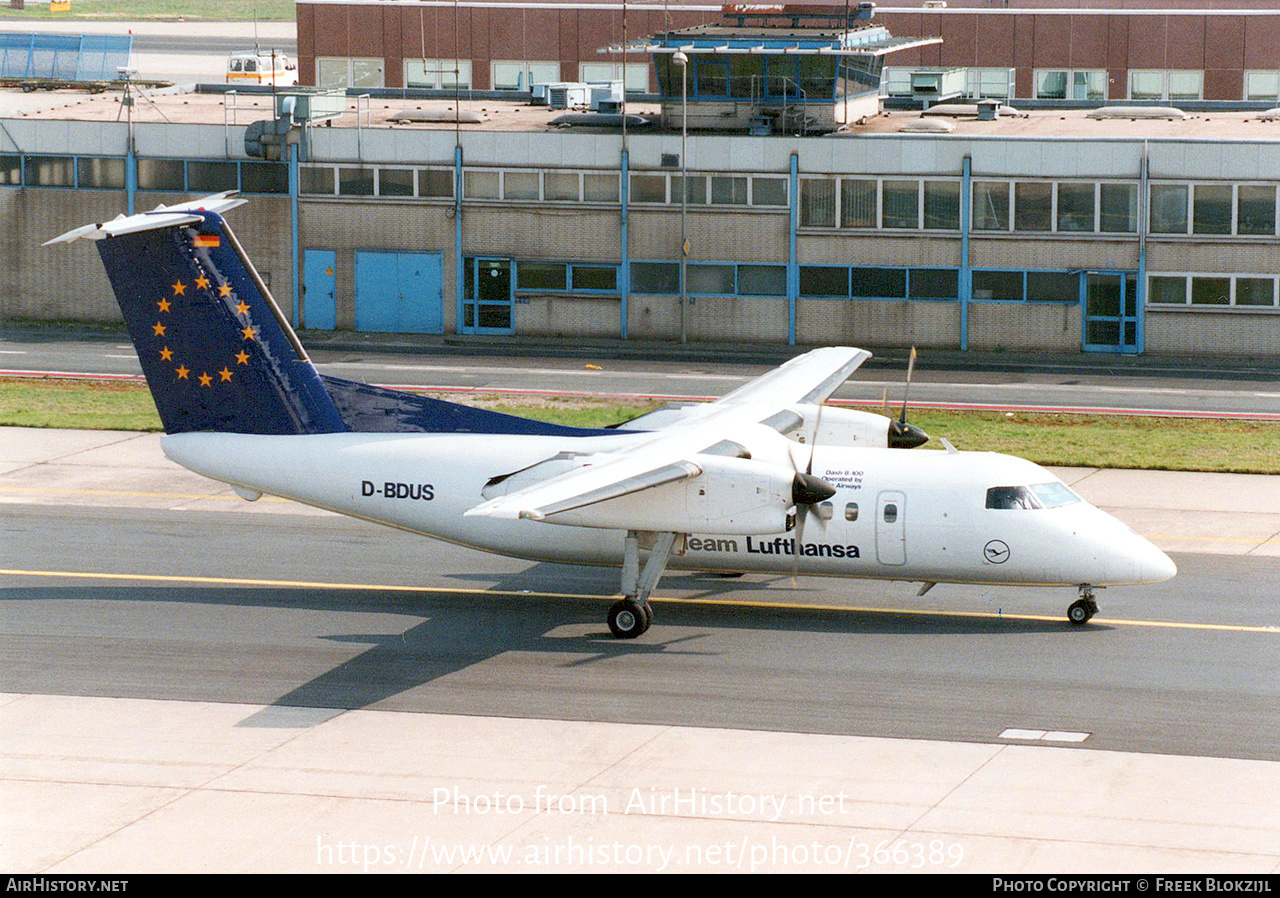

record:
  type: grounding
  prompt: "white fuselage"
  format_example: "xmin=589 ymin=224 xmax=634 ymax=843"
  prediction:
xmin=162 ymin=430 xmax=1176 ymax=588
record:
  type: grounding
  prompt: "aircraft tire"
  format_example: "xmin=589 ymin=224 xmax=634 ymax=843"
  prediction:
xmin=608 ymin=600 xmax=649 ymax=639
xmin=1067 ymin=599 xmax=1094 ymax=626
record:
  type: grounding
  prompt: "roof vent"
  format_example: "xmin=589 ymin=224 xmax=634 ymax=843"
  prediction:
xmin=1087 ymin=106 xmax=1187 ymax=121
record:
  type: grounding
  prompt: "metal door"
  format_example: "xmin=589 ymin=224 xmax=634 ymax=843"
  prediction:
xmin=354 ymin=250 xmax=443 ymax=334
xmin=303 ymin=249 xmax=336 ymax=330
xmin=875 ymin=490 xmax=906 ymax=565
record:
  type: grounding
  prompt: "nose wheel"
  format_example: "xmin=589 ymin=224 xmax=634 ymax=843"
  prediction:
xmin=1068 ymin=586 xmax=1099 ymax=625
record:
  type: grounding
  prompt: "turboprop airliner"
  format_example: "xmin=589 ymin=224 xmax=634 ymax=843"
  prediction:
xmin=47 ymin=193 xmax=1176 ymax=638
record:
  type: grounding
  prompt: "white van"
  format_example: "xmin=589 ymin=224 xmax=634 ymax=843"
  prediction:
xmin=227 ymin=50 xmax=298 ymax=87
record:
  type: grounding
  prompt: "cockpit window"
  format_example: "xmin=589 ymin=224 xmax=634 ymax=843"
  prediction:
xmin=1029 ymin=482 xmax=1081 ymax=508
xmin=986 ymin=486 xmax=1041 ymax=510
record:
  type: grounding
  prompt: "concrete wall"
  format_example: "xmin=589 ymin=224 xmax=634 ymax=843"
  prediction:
xmin=1 ymin=189 xmax=128 ymax=322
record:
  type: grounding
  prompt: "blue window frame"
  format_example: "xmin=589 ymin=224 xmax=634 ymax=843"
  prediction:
xmin=800 ymin=265 xmax=962 ymax=301
xmin=686 ymin=262 xmax=787 ymax=297
xmin=514 ymin=260 xmax=619 ymax=294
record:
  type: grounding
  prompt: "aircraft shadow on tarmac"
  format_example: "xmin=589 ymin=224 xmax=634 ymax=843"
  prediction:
xmin=1 ymin=580 xmax=1103 ymax=729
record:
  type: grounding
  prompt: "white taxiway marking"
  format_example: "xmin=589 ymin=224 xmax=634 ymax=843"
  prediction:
xmin=1000 ymin=728 xmax=1091 ymax=743
xmin=0 ymin=350 xmax=27 ymax=355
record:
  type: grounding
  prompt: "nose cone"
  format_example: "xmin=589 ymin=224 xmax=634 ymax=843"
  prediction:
xmin=1138 ymin=541 xmax=1178 ymax=584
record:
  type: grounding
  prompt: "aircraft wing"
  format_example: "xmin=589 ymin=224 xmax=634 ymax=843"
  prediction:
xmin=465 ymin=346 xmax=870 ymax=524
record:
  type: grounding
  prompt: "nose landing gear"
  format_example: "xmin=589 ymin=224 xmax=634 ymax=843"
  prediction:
xmin=1068 ymin=585 xmax=1100 ymax=625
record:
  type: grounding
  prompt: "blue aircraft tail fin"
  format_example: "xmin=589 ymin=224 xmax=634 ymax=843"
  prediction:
xmin=47 ymin=194 xmax=348 ymax=436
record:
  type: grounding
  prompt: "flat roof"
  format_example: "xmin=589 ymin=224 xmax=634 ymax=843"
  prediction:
xmin=4 ymin=87 xmax=1279 ymax=142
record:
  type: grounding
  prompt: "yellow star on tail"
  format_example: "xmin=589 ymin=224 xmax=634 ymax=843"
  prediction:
xmin=235 ymin=301 xmax=250 ymax=315
xmin=159 ymin=346 xmax=173 ymax=361
xmin=194 ymin=275 xmax=211 ymax=290
xmin=218 ymin=368 xmax=233 ymax=382
xmin=157 ymin=298 xmax=171 ymax=313
xmin=218 ymin=284 xmax=233 ymax=298
xmin=198 ymin=372 xmax=212 ymax=388
xmin=172 ymin=280 xmax=186 ymax=296
xmin=234 ymin=350 xmax=250 ymax=365
xmin=152 ymin=322 xmax=166 ymax=336
xmin=240 ymin=325 xmax=257 ymax=340
xmin=176 ymin=365 xmax=190 ymax=380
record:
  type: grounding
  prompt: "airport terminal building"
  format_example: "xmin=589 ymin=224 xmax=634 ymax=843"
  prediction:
xmin=2 ymin=2 xmax=1279 ymax=355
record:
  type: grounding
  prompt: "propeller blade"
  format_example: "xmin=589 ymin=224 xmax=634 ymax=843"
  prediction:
xmin=806 ymin=399 xmax=824 ymax=476
xmin=899 ymin=345 xmax=917 ymax=426
xmin=791 ymin=502 xmax=807 ymax=586
xmin=887 ymin=346 xmax=929 ymax=448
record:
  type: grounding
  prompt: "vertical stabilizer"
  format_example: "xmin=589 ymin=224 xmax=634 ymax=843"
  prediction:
xmin=48 ymin=196 xmax=347 ymax=435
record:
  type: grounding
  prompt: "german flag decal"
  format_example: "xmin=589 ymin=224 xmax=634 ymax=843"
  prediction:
xmin=192 ymin=234 xmax=221 ymax=248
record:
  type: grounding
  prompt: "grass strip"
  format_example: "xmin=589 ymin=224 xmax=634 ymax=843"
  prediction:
xmin=3 ymin=376 xmax=1278 ymax=474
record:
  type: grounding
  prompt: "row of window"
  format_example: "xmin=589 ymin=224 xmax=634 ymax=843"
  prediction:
xmin=0 ymin=155 xmax=290 ymax=194
xmin=1148 ymin=274 xmax=1279 ymax=308
xmin=798 ymin=177 xmax=1280 ymax=238
xmin=519 ymin=262 xmax=1280 ymax=310
xmin=316 ymin=55 xmax=649 ymax=92
xmin=883 ymin=67 xmax=1280 ymax=102
xmin=295 ymin=165 xmax=792 ymax=207
xmin=9 ymin=157 xmax=1279 ymax=246
xmin=1149 ymin=184 xmax=1278 ymax=237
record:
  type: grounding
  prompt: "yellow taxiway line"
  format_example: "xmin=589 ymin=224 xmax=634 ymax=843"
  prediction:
xmin=1 ymin=568 xmax=1275 ymax=635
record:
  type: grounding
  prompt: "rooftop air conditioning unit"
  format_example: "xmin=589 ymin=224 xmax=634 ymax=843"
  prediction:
xmin=589 ymin=80 xmax=625 ymax=111
xmin=546 ymin=82 xmax=592 ymax=109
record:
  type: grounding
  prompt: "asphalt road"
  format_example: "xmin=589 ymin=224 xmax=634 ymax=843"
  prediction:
xmin=2 ymin=502 xmax=1277 ymax=761
xmin=5 ymin=333 xmax=1280 ymax=417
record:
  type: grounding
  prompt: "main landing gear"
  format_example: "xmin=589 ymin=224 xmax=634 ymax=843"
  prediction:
xmin=608 ymin=531 xmax=678 ymax=639
xmin=1067 ymin=585 xmax=1100 ymax=626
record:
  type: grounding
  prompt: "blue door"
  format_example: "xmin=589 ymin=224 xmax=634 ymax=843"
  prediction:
xmin=1082 ymin=271 xmax=1140 ymax=353
xmin=354 ymin=251 xmax=443 ymax=334
xmin=461 ymin=257 xmax=515 ymax=335
xmin=303 ymin=249 xmax=336 ymax=330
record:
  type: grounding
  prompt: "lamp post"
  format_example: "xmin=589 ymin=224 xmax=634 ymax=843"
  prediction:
xmin=672 ymin=50 xmax=689 ymax=345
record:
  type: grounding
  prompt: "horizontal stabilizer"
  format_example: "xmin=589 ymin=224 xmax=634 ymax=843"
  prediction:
xmin=43 ymin=192 xmax=247 ymax=245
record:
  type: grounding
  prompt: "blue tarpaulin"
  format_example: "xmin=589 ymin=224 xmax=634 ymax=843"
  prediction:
xmin=0 ymin=32 xmax=132 ymax=81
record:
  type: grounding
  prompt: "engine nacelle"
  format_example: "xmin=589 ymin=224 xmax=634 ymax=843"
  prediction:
xmin=788 ymin=405 xmax=892 ymax=448
xmin=541 ymin=455 xmax=795 ymax=534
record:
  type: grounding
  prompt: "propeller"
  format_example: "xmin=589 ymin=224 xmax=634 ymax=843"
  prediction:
xmin=887 ymin=346 xmax=930 ymax=449
xmin=789 ymin=400 xmax=836 ymax=585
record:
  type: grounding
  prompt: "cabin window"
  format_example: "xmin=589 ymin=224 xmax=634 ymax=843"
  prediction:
xmin=844 ymin=502 xmax=858 ymax=522
xmin=817 ymin=502 xmax=833 ymax=521
xmin=883 ymin=503 xmax=898 ymax=523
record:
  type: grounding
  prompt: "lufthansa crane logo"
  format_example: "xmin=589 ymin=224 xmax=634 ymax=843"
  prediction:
xmin=983 ymin=540 xmax=1010 ymax=564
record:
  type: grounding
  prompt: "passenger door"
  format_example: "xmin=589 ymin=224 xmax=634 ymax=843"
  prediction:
xmin=875 ymin=490 xmax=906 ymax=565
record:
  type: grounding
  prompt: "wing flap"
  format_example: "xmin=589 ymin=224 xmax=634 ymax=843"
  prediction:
xmin=523 ymin=460 xmax=702 ymax=520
